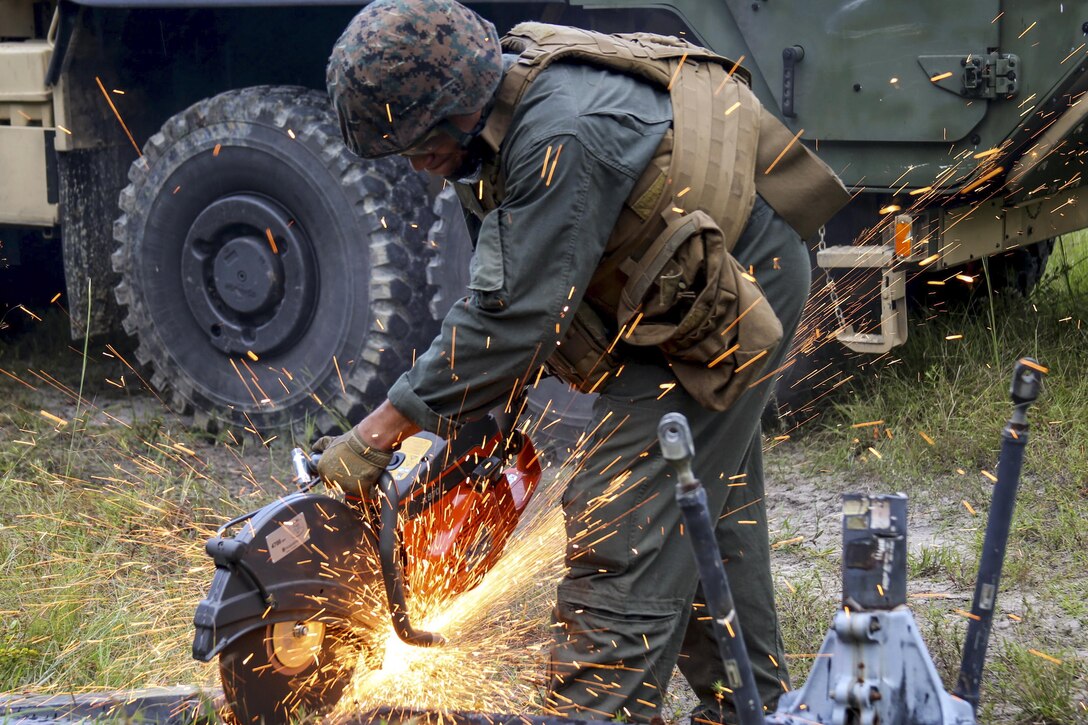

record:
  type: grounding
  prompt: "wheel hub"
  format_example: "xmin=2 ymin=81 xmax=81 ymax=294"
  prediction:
xmin=269 ymin=620 xmax=326 ymax=672
xmin=182 ymin=194 xmax=318 ymax=356
xmin=212 ymin=236 xmax=281 ymax=315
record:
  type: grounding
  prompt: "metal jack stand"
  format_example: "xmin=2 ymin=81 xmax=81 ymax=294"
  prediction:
xmin=657 ymin=358 xmax=1044 ymax=725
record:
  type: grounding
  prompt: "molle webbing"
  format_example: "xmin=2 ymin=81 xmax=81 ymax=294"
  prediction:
xmin=464 ymin=23 xmax=850 ymax=405
xmin=479 ymin=23 xmax=849 ymax=246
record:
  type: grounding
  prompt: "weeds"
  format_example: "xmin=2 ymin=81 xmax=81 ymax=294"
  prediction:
xmin=0 ymin=321 xmax=275 ymax=693
xmin=908 ymin=544 xmax=977 ymax=587
xmin=2 ymin=235 xmax=1087 ymax=722
xmin=983 ymin=642 xmax=1088 ymax=724
xmin=791 ymin=231 xmax=1088 ymax=720
xmin=776 ymin=570 xmax=838 ymax=683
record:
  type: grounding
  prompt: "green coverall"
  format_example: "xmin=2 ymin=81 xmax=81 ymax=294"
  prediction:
xmin=387 ymin=59 xmax=809 ymax=722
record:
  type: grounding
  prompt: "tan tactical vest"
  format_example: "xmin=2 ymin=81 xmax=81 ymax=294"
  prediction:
xmin=457 ymin=23 xmax=850 ymax=410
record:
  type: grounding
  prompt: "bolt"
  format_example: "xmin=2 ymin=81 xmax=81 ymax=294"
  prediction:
xmin=293 ymin=624 xmax=308 ymax=638
xmin=1081 ymin=21 xmax=1088 ymax=33
xmin=853 ymin=83 xmax=862 ymax=92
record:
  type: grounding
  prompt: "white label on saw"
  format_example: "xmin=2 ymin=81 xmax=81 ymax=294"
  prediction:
xmin=267 ymin=511 xmax=310 ymax=563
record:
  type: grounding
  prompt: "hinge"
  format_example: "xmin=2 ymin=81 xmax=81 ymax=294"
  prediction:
xmin=962 ymin=52 xmax=1020 ymax=99
xmin=918 ymin=52 xmax=1020 ymax=100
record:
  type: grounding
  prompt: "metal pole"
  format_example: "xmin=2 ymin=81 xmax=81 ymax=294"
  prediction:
xmin=658 ymin=413 xmax=766 ymax=725
xmin=953 ymin=358 xmax=1044 ymax=710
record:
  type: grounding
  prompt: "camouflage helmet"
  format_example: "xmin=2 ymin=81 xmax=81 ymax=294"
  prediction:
xmin=327 ymin=0 xmax=503 ymax=158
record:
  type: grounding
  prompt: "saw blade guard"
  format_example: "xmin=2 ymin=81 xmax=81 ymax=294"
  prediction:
xmin=192 ymin=492 xmax=384 ymax=663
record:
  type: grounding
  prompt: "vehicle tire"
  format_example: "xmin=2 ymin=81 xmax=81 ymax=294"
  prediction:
xmin=218 ymin=621 xmax=366 ymax=724
xmin=112 ymin=86 xmax=438 ymax=437
xmin=984 ymin=238 xmax=1055 ymax=296
xmin=425 ymin=184 xmax=474 ymax=320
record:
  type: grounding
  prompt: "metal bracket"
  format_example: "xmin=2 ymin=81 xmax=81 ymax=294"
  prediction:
xmin=918 ymin=52 xmax=1020 ymax=100
xmin=815 ymin=244 xmax=908 ymax=354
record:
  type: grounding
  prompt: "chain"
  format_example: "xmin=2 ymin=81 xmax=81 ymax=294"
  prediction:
xmin=818 ymin=225 xmax=849 ymax=333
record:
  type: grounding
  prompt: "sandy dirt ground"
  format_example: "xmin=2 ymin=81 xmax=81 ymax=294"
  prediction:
xmin=2 ymin=344 xmax=1085 ymax=723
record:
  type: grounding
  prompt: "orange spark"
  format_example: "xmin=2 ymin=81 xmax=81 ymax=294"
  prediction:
xmin=954 ymin=609 xmax=982 ymax=621
xmin=764 ymin=128 xmax=804 ymax=175
xmin=95 ymin=76 xmax=141 ymax=156
xmin=1028 ymin=648 xmax=1063 ymax=665
xmin=1018 ymin=358 xmax=1048 ymax=374
xmin=546 ymin=144 xmax=563 ymax=186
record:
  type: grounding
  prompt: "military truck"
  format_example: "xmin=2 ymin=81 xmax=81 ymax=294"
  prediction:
xmin=2 ymin=0 xmax=1085 ymax=436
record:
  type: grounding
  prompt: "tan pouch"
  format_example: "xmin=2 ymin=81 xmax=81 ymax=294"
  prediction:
xmin=546 ymin=304 xmax=624 ymax=394
xmin=617 ymin=211 xmax=782 ymax=411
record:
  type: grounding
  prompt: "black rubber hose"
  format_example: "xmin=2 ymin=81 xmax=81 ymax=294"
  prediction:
xmin=378 ymin=472 xmax=446 ymax=646
xmin=659 ymin=413 xmax=766 ymax=725
xmin=954 ymin=359 xmax=1043 ymax=710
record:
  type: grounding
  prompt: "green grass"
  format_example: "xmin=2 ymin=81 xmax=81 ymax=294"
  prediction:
xmin=985 ymin=642 xmax=1088 ymax=724
xmin=0 ymin=321 xmax=276 ymax=694
xmin=776 ymin=568 xmax=838 ymax=680
xmin=789 ymin=231 xmax=1088 ymax=721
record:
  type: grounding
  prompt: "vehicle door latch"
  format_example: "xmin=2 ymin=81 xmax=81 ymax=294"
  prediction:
xmin=962 ymin=52 xmax=1019 ymax=99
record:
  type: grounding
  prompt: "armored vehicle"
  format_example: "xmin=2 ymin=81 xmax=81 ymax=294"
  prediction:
xmin=2 ymin=0 xmax=1085 ymax=434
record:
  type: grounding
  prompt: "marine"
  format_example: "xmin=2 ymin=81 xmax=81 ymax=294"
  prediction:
xmin=320 ymin=1 xmax=849 ymax=720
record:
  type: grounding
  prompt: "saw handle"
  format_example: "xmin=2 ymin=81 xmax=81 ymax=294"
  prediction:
xmin=292 ymin=448 xmax=322 ymax=492
xmin=378 ymin=470 xmax=446 ymax=647
xmin=297 ymin=445 xmax=443 ymax=644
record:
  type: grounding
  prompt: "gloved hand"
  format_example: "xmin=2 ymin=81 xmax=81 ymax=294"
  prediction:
xmin=312 ymin=427 xmax=393 ymax=500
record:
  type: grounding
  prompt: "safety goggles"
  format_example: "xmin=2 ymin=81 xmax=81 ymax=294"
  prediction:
xmin=397 ymin=120 xmax=477 ymax=158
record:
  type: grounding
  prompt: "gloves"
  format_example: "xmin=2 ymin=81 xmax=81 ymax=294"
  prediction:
xmin=312 ymin=427 xmax=393 ymax=500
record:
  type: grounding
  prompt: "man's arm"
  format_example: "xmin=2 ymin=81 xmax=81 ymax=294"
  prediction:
xmin=351 ymin=398 xmax=421 ymax=450
xmin=359 ymin=65 xmax=671 ymax=446
xmin=350 ymin=396 xmax=417 ymax=446
xmin=386 ymin=131 xmax=628 ymax=433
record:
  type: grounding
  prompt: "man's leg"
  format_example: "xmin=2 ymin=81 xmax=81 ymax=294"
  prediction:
xmin=676 ymin=198 xmax=811 ymax=720
xmin=547 ymin=198 xmax=810 ymax=721
xmin=677 ymin=436 xmax=791 ymax=722
xmin=546 ymin=360 xmax=768 ymax=722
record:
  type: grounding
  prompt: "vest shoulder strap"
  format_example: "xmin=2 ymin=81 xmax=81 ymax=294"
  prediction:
xmin=477 ymin=22 xmax=849 ymax=243
xmin=478 ymin=22 xmax=750 ymax=153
